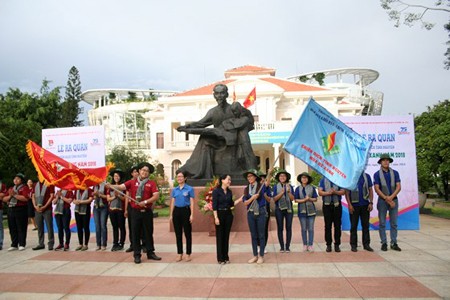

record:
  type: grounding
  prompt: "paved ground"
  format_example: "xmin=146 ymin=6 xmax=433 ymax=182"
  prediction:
xmin=0 ymin=214 xmax=448 ymax=299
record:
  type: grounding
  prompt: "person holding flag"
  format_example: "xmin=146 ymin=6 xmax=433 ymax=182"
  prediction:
xmin=110 ymin=162 xmax=161 ymax=264
xmin=294 ymin=172 xmax=318 ymax=252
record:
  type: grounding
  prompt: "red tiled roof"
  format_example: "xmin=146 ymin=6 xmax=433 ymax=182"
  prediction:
xmin=174 ymin=79 xmax=236 ymax=97
xmin=260 ymin=77 xmax=329 ymax=92
xmin=224 ymin=65 xmax=276 ymax=78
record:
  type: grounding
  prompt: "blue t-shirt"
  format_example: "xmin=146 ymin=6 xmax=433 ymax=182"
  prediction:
xmin=318 ymin=178 xmax=342 ymax=202
xmin=351 ymin=173 xmax=373 ymax=206
xmin=171 ymin=184 xmax=195 ymax=207
xmin=272 ymin=183 xmax=294 ymax=208
xmin=373 ymin=169 xmax=401 ymax=198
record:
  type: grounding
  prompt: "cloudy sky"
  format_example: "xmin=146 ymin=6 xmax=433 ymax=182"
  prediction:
xmin=1 ymin=0 xmax=449 ymax=116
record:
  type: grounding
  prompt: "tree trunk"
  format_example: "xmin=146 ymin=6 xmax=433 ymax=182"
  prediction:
xmin=442 ymin=176 xmax=449 ymax=201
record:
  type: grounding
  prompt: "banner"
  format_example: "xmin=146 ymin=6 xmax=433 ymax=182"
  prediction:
xmin=340 ymin=115 xmax=419 ymax=230
xmin=284 ymin=99 xmax=371 ymax=190
xmin=41 ymin=126 xmax=107 ymax=233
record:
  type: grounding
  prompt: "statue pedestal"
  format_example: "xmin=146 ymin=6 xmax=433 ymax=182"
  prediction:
xmin=169 ymin=186 xmax=249 ymax=233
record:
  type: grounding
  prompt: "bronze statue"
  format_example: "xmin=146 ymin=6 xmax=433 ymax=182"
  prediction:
xmin=177 ymin=84 xmax=257 ymax=179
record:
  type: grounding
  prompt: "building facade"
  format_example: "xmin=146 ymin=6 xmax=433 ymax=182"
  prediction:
xmin=82 ymin=65 xmax=383 ymax=181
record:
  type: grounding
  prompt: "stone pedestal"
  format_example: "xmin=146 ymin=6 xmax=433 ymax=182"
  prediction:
xmin=169 ymin=186 xmax=249 ymax=232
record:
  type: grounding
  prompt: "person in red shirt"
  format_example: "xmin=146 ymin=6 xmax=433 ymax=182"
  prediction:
xmin=53 ymin=189 xmax=73 ymax=251
xmin=3 ymin=173 xmax=30 ymax=251
xmin=31 ymin=181 xmax=55 ymax=251
xmin=0 ymin=174 xmax=8 ymax=250
xmin=110 ymin=162 xmax=161 ymax=264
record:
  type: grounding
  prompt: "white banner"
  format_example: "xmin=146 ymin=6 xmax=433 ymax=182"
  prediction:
xmin=340 ymin=115 xmax=419 ymax=230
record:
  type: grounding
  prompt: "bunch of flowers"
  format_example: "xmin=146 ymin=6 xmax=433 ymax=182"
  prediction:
xmin=198 ymin=177 xmax=218 ymax=215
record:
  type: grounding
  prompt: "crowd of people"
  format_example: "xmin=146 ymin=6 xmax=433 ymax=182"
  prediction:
xmin=0 ymin=153 xmax=402 ymax=265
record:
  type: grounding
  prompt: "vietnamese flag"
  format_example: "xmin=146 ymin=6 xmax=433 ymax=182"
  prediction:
xmin=243 ymin=87 xmax=256 ymax=108
xmin=26 ymin=140 xmax=113 ymax=190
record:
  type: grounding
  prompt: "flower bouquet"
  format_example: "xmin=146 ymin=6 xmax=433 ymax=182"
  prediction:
xmin=198 ymin=177 xmax=218 ymax=215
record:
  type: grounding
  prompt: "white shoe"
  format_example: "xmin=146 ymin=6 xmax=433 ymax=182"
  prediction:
xmin=264 ymin=249 xmax=268 ymax=254
xmin=8 ymin=247 xmax=18 ymax=251
xmin=18 ymin=246 xmax=25 ymax=251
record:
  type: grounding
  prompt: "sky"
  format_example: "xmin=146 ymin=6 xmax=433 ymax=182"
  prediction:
xmin=1 ymin=0 xmax=449 ymax=117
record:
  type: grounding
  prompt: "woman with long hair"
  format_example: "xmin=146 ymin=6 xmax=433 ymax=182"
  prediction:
xmin=107 ymin=169 xmax=126 ymax=251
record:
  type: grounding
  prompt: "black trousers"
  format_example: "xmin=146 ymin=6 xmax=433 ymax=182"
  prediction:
xmin=323 ymin=204 xmax=342 ymax=246
xmin=127 ymin=205 xmax=133 ymax=246
xmin=55 ymin=207 xmax=71 ymax=245
xmin=172 ymin=206 xmax=192 ymax=255
xmin=75 ymin=212 xmax=90 ymax=245
xmin=8 ymin=206 xmax=28 ymax=247
xmin=215 ymin=210 xmax=233 ymax=262
xmin=350 ymin=205 xmax=370 ymax=247
xmin=130 ymin=208 xmax=154 ymax=258
xmin=110 ymin=210 xmax=126 ymax=247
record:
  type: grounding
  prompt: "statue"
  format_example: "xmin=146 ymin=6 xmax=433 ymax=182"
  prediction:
xmin=177 ymin=84 xmax=258 ymax=179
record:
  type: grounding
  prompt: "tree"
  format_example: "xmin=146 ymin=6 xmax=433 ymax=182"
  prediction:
xmin=106 ymin=146 xmax=149 ymax=181
xmin=415 ymin=99 xmax=450 ymax=200
xmin=380 ymin=0 xmax=450 ymax=69
xmin=59 ymin=66 xmax=83 ymax=127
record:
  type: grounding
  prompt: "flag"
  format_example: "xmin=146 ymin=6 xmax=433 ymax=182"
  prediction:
xmin=284 ymin=99 xmax=372 ymax=190
xmin=243 ymin=87 xmax=256 ymax=108
xmin=232 ymin=86 xmax=236 ymax=102
xmin=26 ymin=140 xmax=113 ymax=190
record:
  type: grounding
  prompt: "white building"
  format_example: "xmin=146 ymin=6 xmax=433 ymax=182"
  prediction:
xmin=82 ymin=65 xmax=383 ymax=181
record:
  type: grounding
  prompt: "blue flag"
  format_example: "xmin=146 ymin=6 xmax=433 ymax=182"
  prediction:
xmin=284 ymin=99 xmax=371 ymax=190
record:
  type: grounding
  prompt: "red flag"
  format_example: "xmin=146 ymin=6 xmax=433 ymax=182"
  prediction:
xmin=243 ymin=87 xmax=256 ymax=108
xmin=26 ymin=140 xmax=113 ymax=190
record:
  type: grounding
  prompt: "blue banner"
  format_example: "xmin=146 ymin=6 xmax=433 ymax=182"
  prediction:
xmin=284 ymin=99 xmax=371 ymax=190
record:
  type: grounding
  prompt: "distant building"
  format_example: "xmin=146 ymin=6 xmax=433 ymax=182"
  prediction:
xmin=82 ymin=65 xmax=383 ymax=180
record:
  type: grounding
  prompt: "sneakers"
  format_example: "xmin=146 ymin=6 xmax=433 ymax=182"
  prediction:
xmin=390 ymin=243 xmax=402 ymax=251
xmin=81 ymin=245 xmax=88 ymax=251
xmin=64 ymin=244 xmax=69 ymax=251
xmin=303 ymin=245 xmax=308 ymax=252
xmin=326 ymin=245 xmax=332 ymax=252
xmin=75 ymin=245 xmax=83 ymax=251
xmin=8 ymin=247 xmax=18 ymax=251
xmin=247 ymin=256 xmax=258 ymax=264
xmin=279 ymin=249 xmax=285 ymax=253
xmin=18 ymin=246 xmax=25 ymax=251
xmin=101 ymin=246 xmax=107 ymax=251
xmin=381 ymin=243 xmax=388 ymax=251
xmin=256 ymin=256 xmax=264 ymax=264
xmin=95 ymin=246 xmax=101 ymax=251
xmin=285 ymin=248 xmax=291 ymax=253
xmin=55 ymin=244 xmax=64 ymax=251
xmin=363 ymin=245 xmax=374 ymax=252
xmin=307 ymin=246 xmax=314 ymax=252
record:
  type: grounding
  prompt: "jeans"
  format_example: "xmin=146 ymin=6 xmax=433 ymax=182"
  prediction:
xmin=0 ymin=210 xmax=3 ymax=248
xmin=93 ymin=206 xmax=108 ymax=247
xmin=55 ymin=207 xmax=71 ymax=245
xmin=247 ymin=207 xmax=267 ymax=256
xmin=110 ymin=210 xmax=126 ymax=247
xmin=274 ymin=208 xmax=293 ymax=250
xmin=172 ymin=206 xmax=192 ymax=255
xmin=377 ymin=198 xmax=398 ymax=244
xmin=299 ymin=215 xmax=315 ymax=246
xmin=35 ymin=209 xmax=54 ymax=248
xmin=322 ymin=204 xmax=342 ymax=246
xmin=350 ymin=205 xmax=370 ymax=247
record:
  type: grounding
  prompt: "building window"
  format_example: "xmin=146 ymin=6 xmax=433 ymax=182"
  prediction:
xmin=156 ymin=133 xmax=164 ymax=149
xmin=171 ymin=159 xmax=182 ymax=179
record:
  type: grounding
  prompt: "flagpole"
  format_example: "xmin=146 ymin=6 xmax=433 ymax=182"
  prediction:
xmin=255 ymin=150 xmax=282 ymax=195
xmin=106 ymin=183 xmax=140 ymax=204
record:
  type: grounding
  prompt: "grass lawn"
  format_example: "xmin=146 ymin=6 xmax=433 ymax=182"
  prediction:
xmin=154 ymin=206 xmax=170 ymax=217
